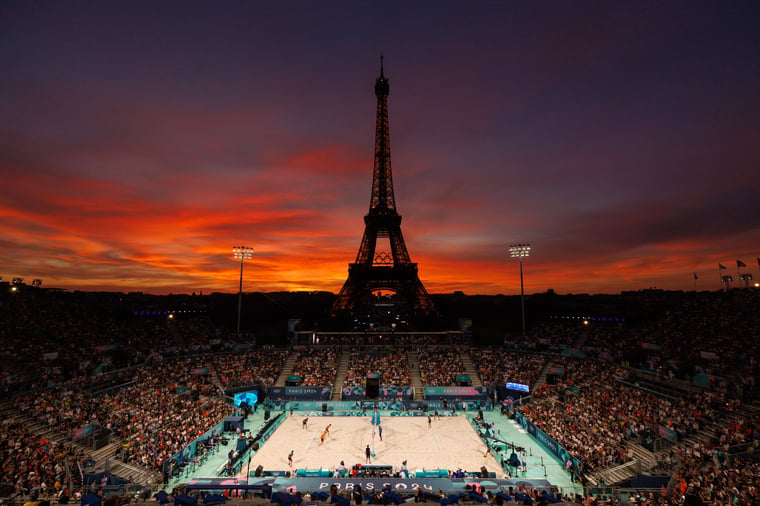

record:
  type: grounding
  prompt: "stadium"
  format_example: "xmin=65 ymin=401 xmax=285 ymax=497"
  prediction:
xmin=1 ymin=284 xmax=758 ymax=506
xmin=2 ymin=7 xmax=759 ymax=506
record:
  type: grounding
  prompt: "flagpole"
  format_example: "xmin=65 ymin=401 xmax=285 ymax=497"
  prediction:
xmin=718 ymin=263 xmax=728 ymax=290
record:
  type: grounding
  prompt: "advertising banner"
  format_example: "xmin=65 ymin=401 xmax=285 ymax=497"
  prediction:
xmin=341 ymin=386 xmax=413 ymax=400
xmin=185 ymin=476 xmax=555 ymax=495
xmin=423 ymin=386 xmax=487 ymax=400
xmin=73 ymin=424 xmax=94 ymax=441
xmin=267 ymin=386 xmax=331 ymax=400
xmin=658 ymin=424 xmax=678 ymax=442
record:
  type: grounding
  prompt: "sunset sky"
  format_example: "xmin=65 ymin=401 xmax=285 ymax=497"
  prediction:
xmin=2 ymin=2 xmax=759 ymax=296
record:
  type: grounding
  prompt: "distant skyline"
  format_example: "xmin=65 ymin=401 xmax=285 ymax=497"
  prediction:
xmin=1 ymin=2 xmax=759 ymax=295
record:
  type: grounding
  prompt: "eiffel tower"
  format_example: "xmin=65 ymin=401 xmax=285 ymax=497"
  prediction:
xmin=332 ymin=59 xmax=436 ymax=320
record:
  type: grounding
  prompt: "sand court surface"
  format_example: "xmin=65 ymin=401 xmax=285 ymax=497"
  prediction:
xmin=242 ymin=414 xmax=506 ymax=478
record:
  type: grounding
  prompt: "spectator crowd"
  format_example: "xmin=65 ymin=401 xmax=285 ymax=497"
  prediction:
xmin=343 ymin=350 xmax=411 ymax=387
xmin=1 ymin=284 xmax=759 ymax=506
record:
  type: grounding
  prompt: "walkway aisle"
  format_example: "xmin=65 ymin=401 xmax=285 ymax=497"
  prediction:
xmin=482 ymin=410 xmax=583 ymax=497
xmin=168 ymin=408 xmax=270 ymax=488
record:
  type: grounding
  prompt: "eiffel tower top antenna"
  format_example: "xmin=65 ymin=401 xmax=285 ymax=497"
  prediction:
xmin=375 ymin=54 xmax=389 ymax=97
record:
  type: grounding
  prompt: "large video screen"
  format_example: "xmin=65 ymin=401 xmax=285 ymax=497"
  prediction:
xmin=233 ymin=390 xmax=258 ymax=408
xmin=505 ymin=381 xmax=530 ymax=393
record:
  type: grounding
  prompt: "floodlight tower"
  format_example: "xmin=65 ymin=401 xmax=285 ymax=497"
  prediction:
xmin=232 ymin=246 xmax=254 ymax=334
xmin=509 ymin=243 xmax=531 ymax=334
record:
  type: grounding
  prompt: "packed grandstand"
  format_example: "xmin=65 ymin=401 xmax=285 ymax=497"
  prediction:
xmin=0 ymin=284 xmax=758 ymax=506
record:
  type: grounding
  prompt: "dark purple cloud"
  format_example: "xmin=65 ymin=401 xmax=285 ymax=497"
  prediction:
xmin=1 ymin=1 xmax=758 ymax=295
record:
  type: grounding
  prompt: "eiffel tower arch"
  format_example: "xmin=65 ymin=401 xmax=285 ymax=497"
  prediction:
xmin=332 ymin=59 xmax=437 ymax=324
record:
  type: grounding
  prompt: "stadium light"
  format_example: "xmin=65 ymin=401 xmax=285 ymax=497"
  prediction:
xmin=509 ymin=243 xmax=531 ymax=334
xmin=232 ymin=246 xmax=254 ymax=335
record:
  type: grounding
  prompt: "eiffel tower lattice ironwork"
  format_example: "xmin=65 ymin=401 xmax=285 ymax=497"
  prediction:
xmin=332 ymin=59 xmax=436 ymax=317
